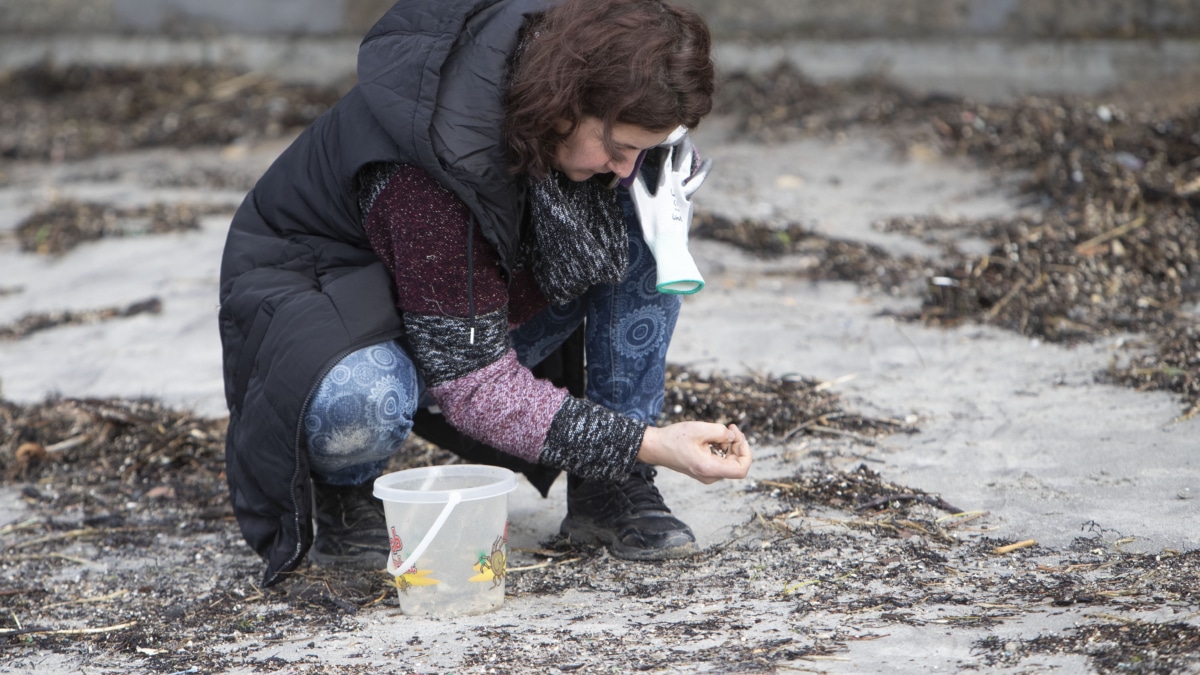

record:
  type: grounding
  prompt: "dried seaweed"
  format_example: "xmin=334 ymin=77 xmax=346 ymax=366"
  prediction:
xmin=1 ymin=396 xmax=1198 ymax=673
xmin=15 ymin=199 xmax=232 ymax=255
xmin=1107 ymin=321 xmax=1200 ymax=419
xmin=0 ymin=297 xmax=162 ymax=340
xmin=759 ymin=463 xmax=962 ymax=514
xmin=0 ymin=62 xmax=345 ymax=161
xmin=659 ymin=364 xmax=916 ymax=443
xmin=713 ymin=64 xmax=927 ymax=143
xmin=692 ymin=211 xmax=933 ymax=294
xmin=716 ymin=62 xmax=1200 ymax=414
xmin=979 ymin=620 xmax=1200 ymax=673
xmin=0 ymin=397 xmax=225 ymax=487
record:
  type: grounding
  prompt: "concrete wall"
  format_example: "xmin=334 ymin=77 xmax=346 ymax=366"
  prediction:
xmin=2 ymin=1 xmax=1199 ymax=100
xmin=686 ymin=0 xmax=1200 ymax=40
xmin=3 ymin=0 xmax=1199 ymax=39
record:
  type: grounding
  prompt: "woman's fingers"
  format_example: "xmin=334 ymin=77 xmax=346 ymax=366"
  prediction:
xmin=710 ymin=422 xmax=748 ymax=475
xmin=637 ymin=422 xmax=754 ymax=483
xmin=721 ymin=424 xmax=753 ymax=477
xmin=694 ymin=423 xmax=751 ymax=481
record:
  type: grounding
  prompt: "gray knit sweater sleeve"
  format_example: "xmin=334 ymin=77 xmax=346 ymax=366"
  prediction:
xmin=539 ymin=398 xmax=646 ymax=482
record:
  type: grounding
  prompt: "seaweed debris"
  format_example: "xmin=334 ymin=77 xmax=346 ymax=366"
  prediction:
xmin=978 ymin=620 xmax=1200 ymax=673
xmin=0 ymin=298 xmax=163 ymax=340
xmin=0 ymin=62 xmax=345 ymax=161
xmin=1 ymin=396 xmax=1197 ymax=673
xmin=16 ymin=199 xmax=232 ymax=255
xmin=692 ymin=211 xmax=933 ymax=294
xmin=715 ymin=62 xmax=1200 ymax=416
xmin=659 ymin=364 xmax=916 ymax=443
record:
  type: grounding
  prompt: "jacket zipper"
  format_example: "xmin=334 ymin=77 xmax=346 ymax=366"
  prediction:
xmin=266 ymin=329 xmax=404 ymax=586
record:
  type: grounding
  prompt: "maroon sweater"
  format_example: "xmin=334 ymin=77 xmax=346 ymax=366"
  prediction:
xmin=359 ymin=163 xmax=645 ymax=481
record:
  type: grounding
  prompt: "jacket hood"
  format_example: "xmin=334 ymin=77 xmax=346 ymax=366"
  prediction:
xmin=357 ymin=0 xmax=553 ymax=273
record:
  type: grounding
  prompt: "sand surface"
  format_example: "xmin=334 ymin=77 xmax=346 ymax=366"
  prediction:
xmin=1 ymin=110 xmax=1197 ymax=673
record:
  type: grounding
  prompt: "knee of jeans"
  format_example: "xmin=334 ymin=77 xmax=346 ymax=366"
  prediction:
xmin=306 ymin=415 xmax=412 ymax=473
xmin=305 ymin=347 xmax=419 ymax=474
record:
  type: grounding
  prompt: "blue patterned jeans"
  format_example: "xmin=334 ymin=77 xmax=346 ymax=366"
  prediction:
xmin=304 ymin=195 xmax=681 ymax=485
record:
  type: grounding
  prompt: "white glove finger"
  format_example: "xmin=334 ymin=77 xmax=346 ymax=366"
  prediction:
xmin=661 ymin=125 xmax=688 ymax=147
xmin=670 ymin=133 xmax=696 ymax=175
xmin=681 ymin=157 xmax=713 ymax=199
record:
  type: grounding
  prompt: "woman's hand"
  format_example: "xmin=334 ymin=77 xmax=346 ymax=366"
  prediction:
xmin=637 ymin=422 xmax=752 ymax=484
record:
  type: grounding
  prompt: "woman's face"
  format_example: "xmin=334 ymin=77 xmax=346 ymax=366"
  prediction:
xmin=553 ymin=117 xmax=673 ymax=182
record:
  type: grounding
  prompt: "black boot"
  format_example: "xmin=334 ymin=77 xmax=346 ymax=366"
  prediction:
xmin=560 ymin=463 xmax=696 ymax=560
xmin=310 ymin=482 xmax=389 ymax=568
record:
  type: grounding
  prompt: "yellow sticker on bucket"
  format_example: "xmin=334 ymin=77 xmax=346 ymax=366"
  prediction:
xmin=469 ymin=534 xmax=507 ymax=587
xmin=390 ymin=568 xmax=441 ymax=593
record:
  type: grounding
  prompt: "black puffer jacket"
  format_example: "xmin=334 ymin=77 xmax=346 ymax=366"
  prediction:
xmin=218 ymin=0 xmax=552 ymax=587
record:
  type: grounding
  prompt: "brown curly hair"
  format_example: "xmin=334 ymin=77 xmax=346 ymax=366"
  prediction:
xmin=505 ymin=0 xmax=715 ymax=179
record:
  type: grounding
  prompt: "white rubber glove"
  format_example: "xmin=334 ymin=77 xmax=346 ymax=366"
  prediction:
xmin=630 ymin=126 xmax=714 ymax=294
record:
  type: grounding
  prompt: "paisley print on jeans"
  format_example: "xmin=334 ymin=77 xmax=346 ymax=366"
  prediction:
xmin=304 ymin=342 xmax=418 ymax=484
xmin=614 ymin=305 xmax=667 ymax=360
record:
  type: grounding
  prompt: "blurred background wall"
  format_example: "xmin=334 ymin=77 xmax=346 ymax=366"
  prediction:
xmin=1 ymin=0 xmax=1199 ymax=99
xmin=4 ymin=0 xmax=1200 ymax=38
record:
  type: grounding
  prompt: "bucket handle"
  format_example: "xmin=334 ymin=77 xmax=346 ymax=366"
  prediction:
xmin=388 ymin=491 xmax=462 ymax=577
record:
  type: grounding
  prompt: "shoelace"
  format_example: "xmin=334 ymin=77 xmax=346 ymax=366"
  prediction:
xmin=618 ymin=464 xmax=670 ymax=512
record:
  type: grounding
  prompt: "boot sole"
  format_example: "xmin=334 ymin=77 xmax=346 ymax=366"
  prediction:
xmin=560 ymin=516 xmax=698 ymax=561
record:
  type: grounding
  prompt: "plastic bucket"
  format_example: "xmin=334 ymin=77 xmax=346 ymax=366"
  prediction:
xmin=373 ymin=465 xmax=518 ymax=616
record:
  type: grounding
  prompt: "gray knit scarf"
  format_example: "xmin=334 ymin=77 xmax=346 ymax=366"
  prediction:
xmin=523 ymin=171 xmax=628 ymax=306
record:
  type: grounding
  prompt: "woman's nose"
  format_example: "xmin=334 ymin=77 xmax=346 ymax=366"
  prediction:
xmin=607 ymin=155 xmax=637 ymax=180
